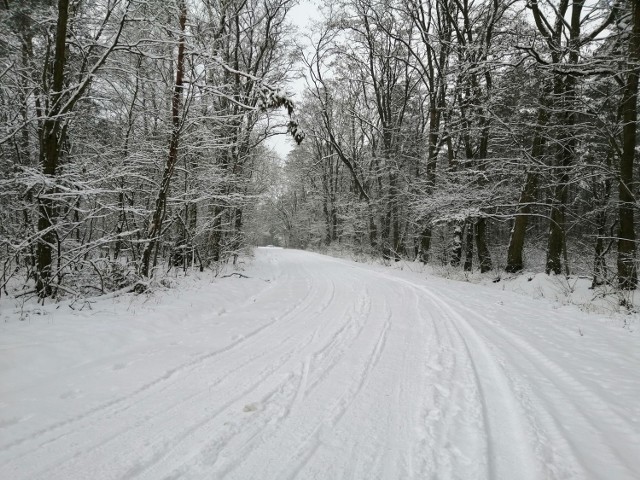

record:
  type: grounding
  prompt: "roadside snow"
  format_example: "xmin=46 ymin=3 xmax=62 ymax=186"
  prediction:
xmin=1 ymin=248 xmax=638 ymax=479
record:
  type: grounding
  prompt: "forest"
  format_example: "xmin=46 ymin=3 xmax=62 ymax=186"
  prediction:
xmin=1 ymin=0 xmax=639 ymax=299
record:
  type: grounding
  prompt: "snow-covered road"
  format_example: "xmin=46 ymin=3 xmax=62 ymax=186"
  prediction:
xmin=1 ymin=248 xmax=638 ymax=479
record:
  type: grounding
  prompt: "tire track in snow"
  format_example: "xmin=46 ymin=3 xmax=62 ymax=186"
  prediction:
xmin=210 ymin=279 xmax=378 ymax=479
xmin=279 ymin=306 xmax=391 ymax=480
xmin=410 ymin=290 xmax=488 ymax=480
xmin=200 ymin=280 xmax=384 ymax=479
xmin=449 ymin=300 xmax=640 ymax=479
xmin=328 ymin=262 xmax=541 ymax=479
xmin=287 ymin=254 xmax=639 ymax=480
xmin=129 ymin=278 xmax=343 ymax=479
xmin=6 ymin=250 xmax=634 ymax=479
xmin=1 ymin=266 xmax=318 ymax=458
xmin=130 ymin=268 xmax=356 ymax=479
xmin=221 ymin=257 xmax=487 ymax=480
xmin=215 ymin=271 xmax=394 ymax=480
xmin=302 ymin=286 xmax=373 ymax=398
xmin=0 ymin=258 xmax=334 ymax=478
xmin=427 ymin=295 xmax=539 ymax=480
xmin=94 ymin=264 xmax=342 ymax=480
xmin=0 ymin=316 xmax=278 ymax=454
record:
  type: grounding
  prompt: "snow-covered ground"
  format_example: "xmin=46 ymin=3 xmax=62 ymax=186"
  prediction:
xmin=1 ymin=248 xmax=638 ymax=479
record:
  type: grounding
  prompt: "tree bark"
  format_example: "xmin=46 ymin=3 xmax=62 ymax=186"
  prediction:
xmin=617 ymin=0 xmax=640 ymax=290
xmin=450 ymin=221 xmax=463 ymax=267
xmin=463 ymin=222 xmax=474 ymax=271
xmin=419 ymin=227 xmax=431 ymax=264
xmin=475 ymin=217 xmax=492 ymax=273
xmin=35 ymin=0 xmax=70 ymax=296
xmin=506 ymin=88 xmax=549 ymax=273
xmin=140 ymin=0 xmax=187 ymax=279
xmin=506 ymin=173 xmax=538 ymax=273
xmin=544 ymin=1 xmax=582 ymax=275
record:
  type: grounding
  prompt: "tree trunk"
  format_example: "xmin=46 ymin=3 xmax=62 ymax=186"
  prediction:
xmin=546 ymin=196 xmax=567 ymax=275
xmin=617 ymin=0 xmax=640 ymax=290
xmin=35 ymin=0 xmax=70 ymax=296
xmin=323 ymin=198 xmax=331 ymax=245
xmin=368 ymin=208 xmax=378 ymax=248
xmin=475 ymin=217 xmax=492 ymax=273
xmin=140 ymin=0 xmax=187 ymax=279
xmin=450 ymin=221 xmax=463 ymax=267
xmin=419 ymin=227 xmax=431 ymax=264
xmin=380 ymin=195 xmax=391 ymax=260
xmin=546 ymin=106 xmax=575 ymax=275
xmin=231 ymin=206 xmax=244 ymax=264
xmin=389 ymin=169 xmax=401 ymax=259
xmin=506 ymin=89 xmax=549 ymax=273
xmin=592 ymin=211 xmax=608 ymax=288
xmin=544 ymin=2 xmax=582 ymax=276
xmin=463 ymin=222 xmax=474 ymax=272
xmin=506 ymin=173 xmax=537 ymax=273
xmin=210 ymin=205 xmax=224 ymax=262
xmin=546 ymin=83 xmax=576 ymax=276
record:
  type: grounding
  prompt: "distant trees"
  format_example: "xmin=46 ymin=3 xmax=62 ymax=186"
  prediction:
xmin=273 ymin=0 xmax=639 ymax=292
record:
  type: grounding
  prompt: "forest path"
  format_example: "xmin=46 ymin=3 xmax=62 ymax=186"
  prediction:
xmin=0 ymin=248 xmax=638 ymax=479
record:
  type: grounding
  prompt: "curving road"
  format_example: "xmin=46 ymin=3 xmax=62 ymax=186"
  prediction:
xmin=1 ymin=248 xmax=638 ymax=479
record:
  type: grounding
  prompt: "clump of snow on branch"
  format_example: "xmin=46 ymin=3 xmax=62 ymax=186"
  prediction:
xmin=257 ymin=85 xmax=305 ymax=145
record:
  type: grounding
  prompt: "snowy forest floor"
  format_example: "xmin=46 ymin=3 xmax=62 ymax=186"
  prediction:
xmin=1 ymin=247 xmax=639 ymax=479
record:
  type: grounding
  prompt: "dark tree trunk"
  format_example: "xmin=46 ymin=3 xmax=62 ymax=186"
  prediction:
xmin=419 ymin=227 xmax=432 ymax=264
xmin=506 ymin=173 xmax=538 ymax=273
xmin=231 ymin=207 xmax=244 ymax=265
xmin=323 ymin=198 xmax=331 ymax=245
xmin=210 ymin=205 xmax=224 ymax=262
xmin=463 ymin=222 xmax=474 ymax=272
xmin=592 ymin=211 xmax=609 ymax=288
xmin=35 ymin=0 xmax=70 ymax=296
xmin=592 ymin=149 xmax=614 ymax=288
xmin=115 ymin=56 xmax=142 ymax=261
xmin=546 ymin=82 xmax=576 ymax=276
xmin=506 ymin=89 xmax=549 ymax=273
xmin=331 ymin=206 xmax=338 ymax=242
xmin=381 ymin=198 xmax=391 ymax=260
xmin=546 ymin=196 xmax=567 ymax=275
xmin=389 ymin=170 xmax=401 ymax=259
xmin=450 ymin=222 xmax=463 ymax=267
xmin=140 ymin=0 xmax=187 ymax=278
xmin=475 ymin=217 xmax=492 ymax=273
xmin=544 ymin=2 xmax=583 ymax=275
xmin=546 ymin=96 xmax=576 ymax=276
xmin=617 ymin=0 xmax=640 ymax=290
xmin=368 ymin=208 xmax=378 ymax=248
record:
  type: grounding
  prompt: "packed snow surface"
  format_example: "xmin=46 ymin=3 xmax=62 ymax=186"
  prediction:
xmin=1 ymin=248 xmax=638 ymax=479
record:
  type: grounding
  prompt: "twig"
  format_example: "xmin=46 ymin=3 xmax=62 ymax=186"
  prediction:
xmin=221 ymin=272 xmax=250 ymax=279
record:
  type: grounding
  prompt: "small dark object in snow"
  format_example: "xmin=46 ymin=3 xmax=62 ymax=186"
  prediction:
xmin=222 ymin=273 xmax=250 ymax=279
xmin=493 ymin=277 xmax=501 ymax=283
xmin=243 ymin=403 xmax=259 ymax=412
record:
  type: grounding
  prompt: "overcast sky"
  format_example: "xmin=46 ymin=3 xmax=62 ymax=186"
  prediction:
xmin=264 ymin=0 xmax=319 ymax=158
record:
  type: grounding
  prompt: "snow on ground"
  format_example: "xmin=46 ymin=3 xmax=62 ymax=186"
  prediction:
xmin=319 ymin=246 xmax=640 ymax=319
xmin=435 ymin=267 xmax=639 ymax=319
xmin=0 ymin=247 xmax=638 ymax=479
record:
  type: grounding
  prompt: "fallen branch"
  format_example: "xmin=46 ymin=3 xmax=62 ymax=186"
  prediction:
xmin=221 ymin=272 xmax=250 ymax=279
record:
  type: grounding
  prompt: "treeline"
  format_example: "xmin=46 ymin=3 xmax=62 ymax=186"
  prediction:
xmin=0 ymin=0 xmax=301 ymax=297
xmin=266 ymin=0 xmax=639 ymax=291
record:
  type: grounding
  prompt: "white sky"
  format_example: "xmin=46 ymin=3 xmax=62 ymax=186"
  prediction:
xmin=264 ymin=0 xmax=320 ymax=159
